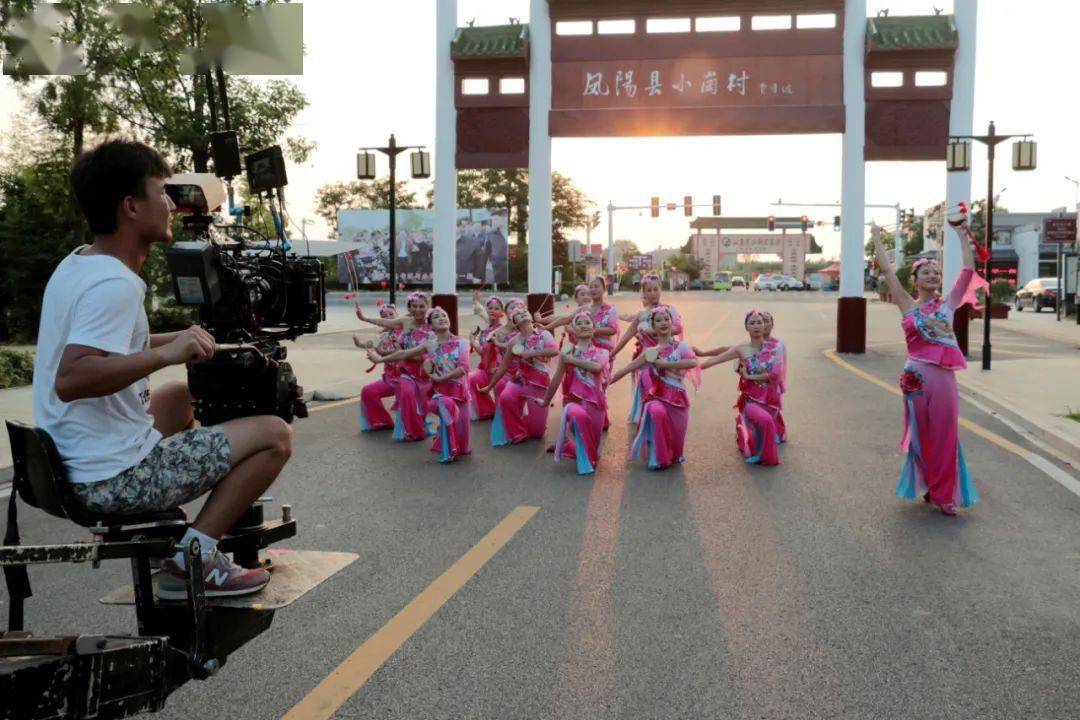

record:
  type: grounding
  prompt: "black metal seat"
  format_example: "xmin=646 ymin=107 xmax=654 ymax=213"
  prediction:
xmin=5 ymin=421 xmax=185 ymax=531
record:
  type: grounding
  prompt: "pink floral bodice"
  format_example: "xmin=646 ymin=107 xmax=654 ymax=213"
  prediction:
xmin=509 ymin=328 xmax=557 ymax=388
xmin=427 ymin=337 xmax=471 ymax=402
xmin=564 ymin=346 xmax=609 ymax=410
xmin=640 ymin=339 xmax=695 ymax=408
xmin=901 ymin=268 xmax=973 ymax=371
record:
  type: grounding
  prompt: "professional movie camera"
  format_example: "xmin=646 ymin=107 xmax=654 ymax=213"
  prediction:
xmin=163 ymin=144 xmax=325 ymax=426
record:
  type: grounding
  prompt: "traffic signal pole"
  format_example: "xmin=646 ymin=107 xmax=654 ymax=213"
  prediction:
xmin=605 ymin=198 xmax=722 ymax=290
xmin=771 ymin=200 xmax=905 ymax=266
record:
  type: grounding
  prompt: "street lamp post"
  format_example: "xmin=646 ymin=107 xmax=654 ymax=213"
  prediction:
xmin=357 ymin=134 xmax=430 ymax=305
xmin=948 ymin=121 xmax=1036 ymax=370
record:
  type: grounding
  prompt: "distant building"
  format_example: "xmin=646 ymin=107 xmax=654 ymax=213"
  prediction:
xmin=921 ymin=205 xmax=1076 ymax=287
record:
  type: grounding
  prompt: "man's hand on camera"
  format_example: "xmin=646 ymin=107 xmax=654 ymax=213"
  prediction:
xmin=159 ymin=325 xmax=215 ymax=365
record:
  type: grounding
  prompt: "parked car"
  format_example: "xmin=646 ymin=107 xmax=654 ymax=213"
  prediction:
xmin=806 ymin=273 xmax=823 ymax=290
xmin=1014 ymin=278 xmax=1059 ymax=312
xmin=751 ymin=273 xmax=780 ymax=291
xmin=689 ymin=279 xmax=704 ymax=290
xmin=774 ymin=275 xmax=805 ymax=291
xmin=731 ymin=276 xmax=747 ymax=289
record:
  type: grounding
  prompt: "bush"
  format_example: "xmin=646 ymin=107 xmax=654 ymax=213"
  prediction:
xmin=147 ymin=300 xmax=197 ymax=333
xmin=0 ymin=348 xmax=34 ymax=389
xmin=990 ymin=279 xmax=1013 ymax=306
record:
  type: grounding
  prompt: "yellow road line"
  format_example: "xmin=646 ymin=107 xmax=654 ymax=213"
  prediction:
xmin=308 ymin=396 xmax=360 ymax=414
xmin=282 ymin=505 xmax=540 ymax=720
xmin=822 ymin=348 xmax=1027 ymax=457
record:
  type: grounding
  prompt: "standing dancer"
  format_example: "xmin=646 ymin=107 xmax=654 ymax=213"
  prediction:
xmin=872 ymin=223 xmax=980 ymax=515
xmin=355 ymin=302 xmax=402 ymax=432
xmin=479 ymin=307 xmax=558 ymax=446
xmin=357 ymin=291 xmax=434 ymax=441
xmin=610 ymin=306 xmax=696 ymax=471
xmin=610 ymin=273 xmax=683 ymax=423
xmin=469 ymin=292 xmax=507 ymax=420
xmin=699 ymin=310 xmax=783 ymax=466
xmin=536 ymin=311 xmax=609 ymax=475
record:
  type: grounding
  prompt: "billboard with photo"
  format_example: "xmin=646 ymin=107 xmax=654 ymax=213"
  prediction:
xmin=337 ymin=208 xmax=510 ymax=286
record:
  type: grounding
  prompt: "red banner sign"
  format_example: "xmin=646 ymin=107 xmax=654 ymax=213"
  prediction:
xmin=1043 ymin=217 xmax=1077 ymax=244
xmin=554 ymin=56 xmax=842 ymax=110
xmin=550 ymin=55 xmax=843 ymax=137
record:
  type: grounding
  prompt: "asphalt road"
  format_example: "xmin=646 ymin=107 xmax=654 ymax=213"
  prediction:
xmin=7 ymin=292 xmax=1080 ymax=720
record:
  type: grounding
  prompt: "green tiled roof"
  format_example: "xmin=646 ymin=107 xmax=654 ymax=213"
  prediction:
xmin=451 ymin=23 xmax=529 ymax=59
xmin=866 ymin=15 xmax=957 ymax=51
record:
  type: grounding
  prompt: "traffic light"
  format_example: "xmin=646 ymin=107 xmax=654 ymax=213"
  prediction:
xmin=767 ymin=215 xmax=776 ymax=232
xmin=712 ymin=194 xmax=722 ymax=216
xmin=684 ymin=195 xmax=693 ymax=217
xmin=800 ymin=215 xmax=809 ymax=233
xmin=833 ymin=215 xmax=841 ymax=231
xmin=650 ymin=196 xmax=659 ymax=218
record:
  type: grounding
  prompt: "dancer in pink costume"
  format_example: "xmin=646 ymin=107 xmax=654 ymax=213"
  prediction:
xmin=536 ymin=311 xmax=610 ymax=475
xmin=611 ymin=274 xmax=684 ymax=423
xmin=479 ymin=307 xmax=558 ymax=446
xmin=761 ymin=311 xmax=788 ymax=442
xmin=544 ymin=277 xmax=620 ymax=428
xmin=358 ymin=291 xmax=435 ymax=441
xmin=355 ymin=302 xmax=403 ymax=432
xmin=469 ymin=292 xmax=510 ymax=420
xmin=611 ymin=306 xmax=697 ymax=471
xmin=872 ymin=223 xmax=981 ymax=516
xmin=368 ymin=307 xmax=472 ymax=462
xmin=699 ymin=310 xmax=783 ymax=466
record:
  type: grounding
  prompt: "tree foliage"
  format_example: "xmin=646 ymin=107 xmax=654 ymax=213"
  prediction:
xmin=0 ymin=0 xmax=311 ymax=340
xmin=313 ymin=179 xmax=420 ymax=239
xmin=667 ymin=253 xmax=702 ymax=280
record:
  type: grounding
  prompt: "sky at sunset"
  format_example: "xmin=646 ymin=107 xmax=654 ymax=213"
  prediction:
xmin=2 ymin=1 xmax=1077 ymax=260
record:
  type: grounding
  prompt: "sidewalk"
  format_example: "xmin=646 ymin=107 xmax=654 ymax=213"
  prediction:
xmin=958 ymin=319 xmax=1080 ymax=468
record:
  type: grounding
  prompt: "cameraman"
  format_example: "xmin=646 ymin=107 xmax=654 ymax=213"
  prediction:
xmin=32 ymin=139 xmax=292 ymax=599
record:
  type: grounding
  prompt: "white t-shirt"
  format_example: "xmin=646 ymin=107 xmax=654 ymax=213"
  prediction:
xmin=33 ymin=247 xmax=162 ymax=484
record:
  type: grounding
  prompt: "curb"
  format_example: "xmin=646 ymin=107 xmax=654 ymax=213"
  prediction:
xmin=958 ymin=382 xmax=1080 ymax=469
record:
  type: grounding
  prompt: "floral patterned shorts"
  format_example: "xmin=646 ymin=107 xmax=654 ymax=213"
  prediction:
xmin=69 ymin=427 xmax=231 ymax=515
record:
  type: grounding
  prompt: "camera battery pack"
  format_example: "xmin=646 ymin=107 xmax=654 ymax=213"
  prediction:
xmin=166 ymin=241 xmax=222 ymax=307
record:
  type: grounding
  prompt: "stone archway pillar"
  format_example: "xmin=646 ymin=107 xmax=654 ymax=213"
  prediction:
xmin=433 ymin=0 xmax=459 ymax=331
xmin=837 ymin=0 xmax=868 ymax=353
xmin=527 ymin=0 xmax=554 ymax=317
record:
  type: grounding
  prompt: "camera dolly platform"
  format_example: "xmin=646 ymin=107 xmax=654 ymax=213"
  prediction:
xmin=1 ymin=420 xmax=356 ymax=720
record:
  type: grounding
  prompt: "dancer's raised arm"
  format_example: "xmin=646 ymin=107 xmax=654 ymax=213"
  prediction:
xmin=367 ymin=344 xmax=425 ymax=364
xmin=871 ymin=224 xmax=916 ymax=314
xmin=355 ymin=303 xmax=406 ymax=330
xmin=700 ymin=345 xmax=743 ymax=371
xmin=610 ymin=314 xmax=640 ymax=358
xmin=535 ymin=357 xmax=567 ymax=408
xmin=610 ymin=353 xmax=648 ymax=384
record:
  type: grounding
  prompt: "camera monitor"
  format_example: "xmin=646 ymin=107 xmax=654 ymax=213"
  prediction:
xmin=165 ymin=173 xmax=227 ymax=214
xmin=244 ymin=145 xmax=288 ymax=195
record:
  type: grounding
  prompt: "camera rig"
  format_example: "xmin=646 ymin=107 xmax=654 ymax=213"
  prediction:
xmin=163 ymin=149 xmax=325 ymax=426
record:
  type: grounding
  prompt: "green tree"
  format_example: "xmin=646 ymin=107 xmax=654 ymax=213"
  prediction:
xmin=88 ymin=0 xmax=312 ymax=171
xmin=0 ymin=149 xmax=83 ymax=340
xmin=667 ymin=253 xmax=702 ymax=280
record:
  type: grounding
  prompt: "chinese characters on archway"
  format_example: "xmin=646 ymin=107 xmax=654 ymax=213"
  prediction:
xmin=582 ymin=68 xmax=795 ymax=100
